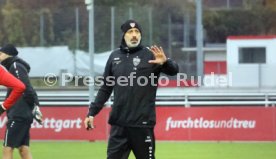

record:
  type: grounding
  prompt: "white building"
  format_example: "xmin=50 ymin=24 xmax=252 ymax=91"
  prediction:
xmin=16 ymin=46 xmax=110 ymax=77
xmin=227 ymin=36 xmax=276 ymax=88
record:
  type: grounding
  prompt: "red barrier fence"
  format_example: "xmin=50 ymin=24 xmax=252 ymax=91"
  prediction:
xmin=0 ymin=107 xmax=275 ymax=141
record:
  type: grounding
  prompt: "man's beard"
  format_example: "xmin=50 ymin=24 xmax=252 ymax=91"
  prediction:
xmin=126 ymin=38 xmax=141 ymax=48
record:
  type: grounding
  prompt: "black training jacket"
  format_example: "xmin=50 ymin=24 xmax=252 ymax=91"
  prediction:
xmin=88 ymin=44 xmax=179 ymax=128
xmin=2 ymin=56 xmax=39 ymax=123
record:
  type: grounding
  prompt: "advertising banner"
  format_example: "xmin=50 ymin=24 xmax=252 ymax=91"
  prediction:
xmin=0 ymin=107 xmax=110 ymax=140
xmin=0 ymin=107 xmax=275 ymax=141
xmin=155 ymin=107 xmax=276 ymax=141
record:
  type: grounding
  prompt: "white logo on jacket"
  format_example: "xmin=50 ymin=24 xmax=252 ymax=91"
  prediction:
xmin=133 ymin=56 xmax=141 ymax=67
xmin=133 ymin=56 xmax=141 ymax=70
xmin=113 ymin=57 xmax=121 ymax=65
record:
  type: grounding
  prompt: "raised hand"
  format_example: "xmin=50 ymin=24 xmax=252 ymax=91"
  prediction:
xmin=148 ymin=45 xmax=167 ymax=65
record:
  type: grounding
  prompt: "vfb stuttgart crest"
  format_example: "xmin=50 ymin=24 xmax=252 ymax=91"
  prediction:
xmin=133 ymin=56 xmax=141 ymax=70
xmin=130 ymin=22 xmax=136 ymax=28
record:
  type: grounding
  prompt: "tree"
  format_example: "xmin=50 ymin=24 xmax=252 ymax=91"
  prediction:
xmin=1 ymin=0 xmax=26 ymax=45
xmin=204 ymin=7 xmax=276 ymax=43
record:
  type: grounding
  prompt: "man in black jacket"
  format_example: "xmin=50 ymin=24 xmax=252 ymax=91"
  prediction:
xmin=84 ymin=20 xmax=179 ymax=159
xmin=0 ymin=44 xmax=43 ymax=159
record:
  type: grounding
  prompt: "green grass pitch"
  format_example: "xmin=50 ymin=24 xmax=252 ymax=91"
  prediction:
xmin=1 ymin=141 xmax=276 ymax=159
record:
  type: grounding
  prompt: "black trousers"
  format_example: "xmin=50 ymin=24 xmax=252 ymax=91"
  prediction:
xmin=4 ymin=120 xmax=31 ymax=148
xmin=107 ymin=125 xmax=155 ymax=159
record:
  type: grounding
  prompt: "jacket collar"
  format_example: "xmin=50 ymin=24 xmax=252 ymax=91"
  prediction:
xmin=1 ymin=56 xmax=30 ymax=72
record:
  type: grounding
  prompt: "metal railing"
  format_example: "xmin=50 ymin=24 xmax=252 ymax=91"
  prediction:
xmin=1 ymin=89 xmax=275 ymax=107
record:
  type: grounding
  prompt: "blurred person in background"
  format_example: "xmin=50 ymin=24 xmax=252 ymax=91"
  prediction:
xmin=0 ymin=64 xmax=25 ymax=115
xmin=84 ymin=19 xmax=179 ymax=159
xmin=0 ymin=44 xmax=43 ymax=159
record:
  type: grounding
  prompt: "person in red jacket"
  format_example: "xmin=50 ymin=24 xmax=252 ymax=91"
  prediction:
xmin=0 ymin=65 xmax=26 ymax=115
xmin=1 ymin=44 xmax=43 ymax=159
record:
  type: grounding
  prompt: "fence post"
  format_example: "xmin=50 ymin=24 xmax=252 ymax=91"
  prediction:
xmin=111 ymin=6 xmax=115 ymax=50
xmin=185 ymin=95 xmax=190 ymax=107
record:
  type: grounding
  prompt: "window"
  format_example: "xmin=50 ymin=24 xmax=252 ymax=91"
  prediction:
xmin=239 ymin=47 xmax=266 ymax=64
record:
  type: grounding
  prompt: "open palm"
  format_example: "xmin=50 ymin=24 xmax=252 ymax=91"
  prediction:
xmin=148 ymin=45 xmax=167 ymax=65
